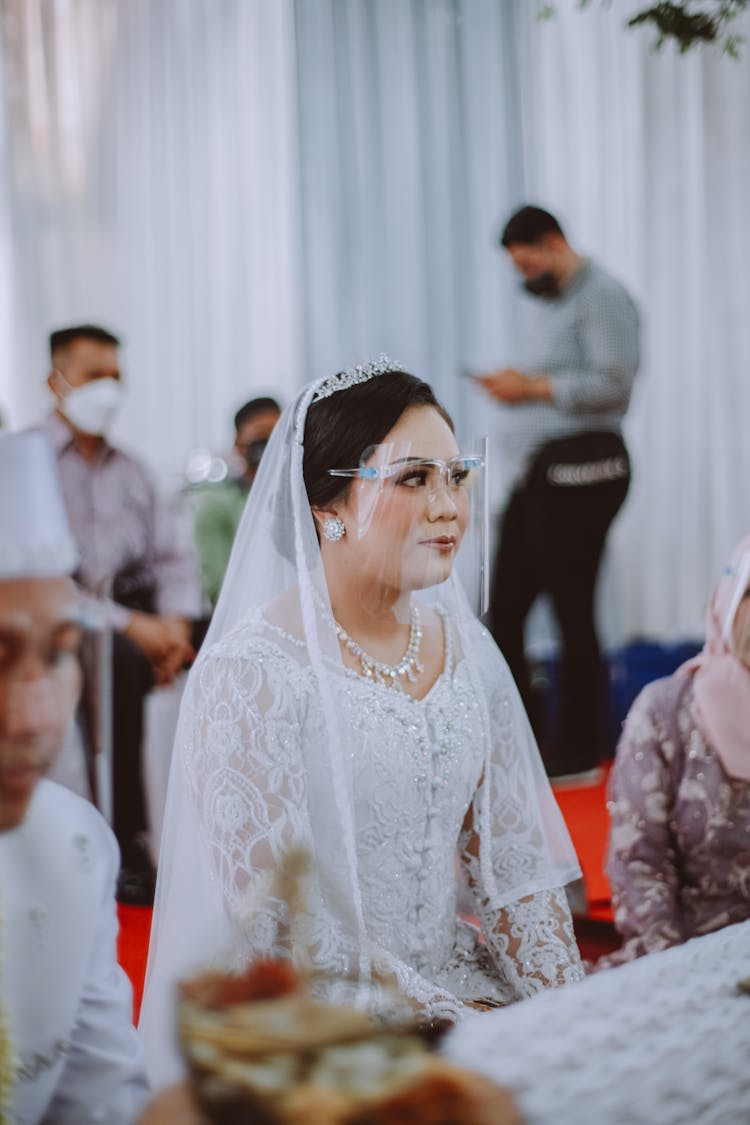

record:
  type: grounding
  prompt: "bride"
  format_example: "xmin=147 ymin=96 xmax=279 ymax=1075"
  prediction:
xmin=139 ymin=358 xmax=584 ymax=1089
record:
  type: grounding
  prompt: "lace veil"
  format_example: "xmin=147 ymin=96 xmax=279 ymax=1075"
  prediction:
xmin=139 ymin=364 xmax=580 ymax=1088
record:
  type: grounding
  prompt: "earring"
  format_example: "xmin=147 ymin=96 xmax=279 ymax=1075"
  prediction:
xmin=322 ymin=516 xmax=346 ymax=542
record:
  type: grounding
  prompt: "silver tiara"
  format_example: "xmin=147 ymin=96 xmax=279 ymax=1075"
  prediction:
xmin=311 ymin=354 xmax=408 ymax=403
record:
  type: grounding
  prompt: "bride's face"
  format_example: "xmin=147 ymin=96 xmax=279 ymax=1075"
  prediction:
xmin=337 ymin=405 xmax=469 ymax=595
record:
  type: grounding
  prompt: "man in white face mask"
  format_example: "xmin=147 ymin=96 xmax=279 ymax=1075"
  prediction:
xmin=39 ymin=325 xmax=203 ymax=905
xmin=49 ymin=336 xmax=124 ymax=440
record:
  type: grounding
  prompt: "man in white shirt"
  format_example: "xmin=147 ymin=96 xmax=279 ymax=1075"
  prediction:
xmin=0 ymin=431 xmax=149 ymax=1123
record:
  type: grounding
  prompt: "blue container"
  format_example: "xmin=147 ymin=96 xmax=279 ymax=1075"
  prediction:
xmin=530 ymin=639 xmax=702 ymax=760
xmin=606 ymin=639 xmax=702 ymax=754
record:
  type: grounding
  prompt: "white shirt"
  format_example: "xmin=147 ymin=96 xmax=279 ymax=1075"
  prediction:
xmin=0 ymin=781 xmax=149 ymax=1124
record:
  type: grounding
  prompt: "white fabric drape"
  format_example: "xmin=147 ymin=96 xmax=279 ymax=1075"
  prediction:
xmin=292 ymin=0 xmax=521 ymax=454
xmin=0 ymin=0 xmax=522 ymax=483
xmin=112 ymin=0 xmax=303 ymax=481
xmin=0 ymin=0 xmax=304 ymax=482
xmin=0 ymin=0 xmax=119 ymax=425
xmin=1 ymin=0 xmax=750 ymax=641
xmin=516 ymin=2 xmax=750 ymax=642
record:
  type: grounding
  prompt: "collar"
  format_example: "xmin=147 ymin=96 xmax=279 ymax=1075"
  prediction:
xmin=559 ymin=257 xmax=592 ymax=297
xmin=40 ymin=411 xmax=115 ymax=461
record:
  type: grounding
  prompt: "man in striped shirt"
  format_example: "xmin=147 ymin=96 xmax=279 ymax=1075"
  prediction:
xmin=475 ymin=206 xmax=639 ymax=782
xmin=41 ymin=324 xmax=203 ymax=903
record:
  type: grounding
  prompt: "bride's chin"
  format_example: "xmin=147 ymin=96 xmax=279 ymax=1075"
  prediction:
xmin=404 ymin=561 xmax=455 ymax=591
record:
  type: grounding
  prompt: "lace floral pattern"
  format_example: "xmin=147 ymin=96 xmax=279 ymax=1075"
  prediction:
xmin=599 ymin=673 xmax=750 ymax=969
xmin=444 ymin=919 xmax=750 ymax=1124
xmin=182 ymin=607 xmax=582 ymax=1017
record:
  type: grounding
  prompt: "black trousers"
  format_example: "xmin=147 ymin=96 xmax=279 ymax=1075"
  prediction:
xmin=110 ymin=617 xmax=211 ymax=862
xmin=112 ymin=631 xmax=155 ymax=859
xmin=489 ymin=431 xmax=630 ymax=772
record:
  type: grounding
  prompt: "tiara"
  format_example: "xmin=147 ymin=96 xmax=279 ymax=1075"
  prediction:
xmin=311 ymin=354 xmax=408 ymax=403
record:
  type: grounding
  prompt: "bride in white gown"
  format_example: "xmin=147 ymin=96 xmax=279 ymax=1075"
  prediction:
xmin=139 ymin=358 xmax=584 ymax=1090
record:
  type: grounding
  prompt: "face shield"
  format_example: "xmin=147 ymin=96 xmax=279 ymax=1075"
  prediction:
xmin=327 ymin=436 xmax=488 ymax=620
xmin=723 ymin=547 xmax=750 ymax=663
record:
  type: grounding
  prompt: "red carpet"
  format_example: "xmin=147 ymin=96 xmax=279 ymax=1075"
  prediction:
xmin=117 ymin=904 xmax=151 ymax=1022
xmin=116 ymin=770 xmax=619 ymax=1021
xmin=552 ymin=764 xmax=614 ymax=923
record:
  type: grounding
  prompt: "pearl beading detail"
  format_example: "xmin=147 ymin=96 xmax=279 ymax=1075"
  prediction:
xmin=334 ymin=605 xmax=424 ymax=689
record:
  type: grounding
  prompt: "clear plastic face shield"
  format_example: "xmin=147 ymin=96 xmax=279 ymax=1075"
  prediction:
xmin=723 ymin=547 xmax=750 ymax=665
xmin=326 ymin=436 xmax=488 ymax=620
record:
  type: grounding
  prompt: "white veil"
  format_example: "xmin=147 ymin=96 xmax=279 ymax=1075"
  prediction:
xmin=139 ymin=365 xmax=580 ymax=1090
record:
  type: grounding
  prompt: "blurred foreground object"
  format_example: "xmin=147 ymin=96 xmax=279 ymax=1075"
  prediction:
xmin=174 ymin=958 xmax=518 ymax=1125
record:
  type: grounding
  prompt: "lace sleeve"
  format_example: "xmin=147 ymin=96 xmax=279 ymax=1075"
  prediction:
xmin=459 ymin=801 xmax=584 ymax=997
xmin=596 ymin=682 xmax=684 ymax=969
xmin=182 ymin=640 xmax=323 ymax=959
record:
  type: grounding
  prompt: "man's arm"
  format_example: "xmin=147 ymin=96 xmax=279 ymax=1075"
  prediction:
xmin=474 ymin=369 xmax=552 ymax=404
xmin=477 ymin=284 xmax=639 ymax=412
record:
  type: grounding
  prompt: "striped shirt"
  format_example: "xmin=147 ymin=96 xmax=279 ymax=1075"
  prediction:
xmin=38 ymin=412 xmax=201 ymax=630
xmin=498 ymin=259 xmax=639 ymax=486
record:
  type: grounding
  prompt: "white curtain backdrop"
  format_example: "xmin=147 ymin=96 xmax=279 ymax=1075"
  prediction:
xmin=1 ymin=0 xmax=749 ymax=642
xmin=516 ymin=2 xmax=750 ymax=641
xmin=0 ymin=24 xmax=13 ymax=427
xmin=0 ymin=0 xmax=304 ymax=484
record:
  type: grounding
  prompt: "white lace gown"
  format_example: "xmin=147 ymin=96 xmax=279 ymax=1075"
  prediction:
xmin=180 ymin=606 xmax=583 ymax=1014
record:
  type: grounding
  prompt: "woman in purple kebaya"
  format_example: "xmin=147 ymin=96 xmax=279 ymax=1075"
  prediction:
xmin=600 ymin=537 xmax=750 ymax=967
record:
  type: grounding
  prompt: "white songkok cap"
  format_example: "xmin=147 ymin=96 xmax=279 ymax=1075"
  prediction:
xmin=0 ymin=431 xmax=78 ymax=579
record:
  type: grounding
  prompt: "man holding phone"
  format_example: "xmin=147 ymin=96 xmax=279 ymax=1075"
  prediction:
xmin=473 ymin=205 xmax=639 ymax=782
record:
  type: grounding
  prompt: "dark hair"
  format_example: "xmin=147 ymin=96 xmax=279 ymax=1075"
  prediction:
xmin=49 ymin=324 xmax=120 ymax=357
xmin=303 ymin=370 xmax=453 ymax=509
xmin=234 ymin=396 xmax=281 ymax=433
xmin=500 ymin=206 xmax=565 ymax=248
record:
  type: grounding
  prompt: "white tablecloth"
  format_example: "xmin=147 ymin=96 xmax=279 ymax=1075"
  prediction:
xmin=442 ymin=920 xmax=750 ymax=1124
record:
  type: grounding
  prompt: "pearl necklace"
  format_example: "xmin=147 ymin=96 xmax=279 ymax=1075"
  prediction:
xmin=334 ymin=605 xmax=424 ymax=689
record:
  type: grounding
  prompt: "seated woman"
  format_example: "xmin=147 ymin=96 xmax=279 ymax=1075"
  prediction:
xmin=601 ymin=537 xmax=750 ymax=966
xmin=139 ymin=359 xmax=584 ymax=1090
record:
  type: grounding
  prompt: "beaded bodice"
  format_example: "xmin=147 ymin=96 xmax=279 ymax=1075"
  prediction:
xmin=181 ymin=606 xmax=583 ymax=1020
xmin=340 ymin=618 xmax=483 ymax=972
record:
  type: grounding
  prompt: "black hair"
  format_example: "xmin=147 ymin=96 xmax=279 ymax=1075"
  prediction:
xmin=49 ymin=324 xmax=120 ymax=357
xmin=303 ymin=369 xmax=453 ymax=509
xmin=234 ymin=396 xmax=281 ymax=433
xmin=500 ymin=206 xmax=565 ymax=248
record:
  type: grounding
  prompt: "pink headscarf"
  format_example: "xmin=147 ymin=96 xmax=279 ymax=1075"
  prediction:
xmin=680 ymin=536 xmax=750 ymax=781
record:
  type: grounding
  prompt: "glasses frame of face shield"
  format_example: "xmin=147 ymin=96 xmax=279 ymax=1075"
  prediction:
xmin=326 ymin=447 xmax=489 ymax=616
xmin=327 ymin=453 xmax=485 ymax=498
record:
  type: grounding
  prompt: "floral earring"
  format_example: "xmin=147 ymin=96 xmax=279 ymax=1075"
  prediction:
xmin=322 ymin=516 xmax=346 ymax=542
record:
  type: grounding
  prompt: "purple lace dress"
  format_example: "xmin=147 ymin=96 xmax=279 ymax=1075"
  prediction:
xmin=599 ymin=671 xmax=750 ymax=968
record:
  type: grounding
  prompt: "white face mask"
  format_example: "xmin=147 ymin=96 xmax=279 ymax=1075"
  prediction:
xmin=56 ymin=373 xmax=123 ymax=437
